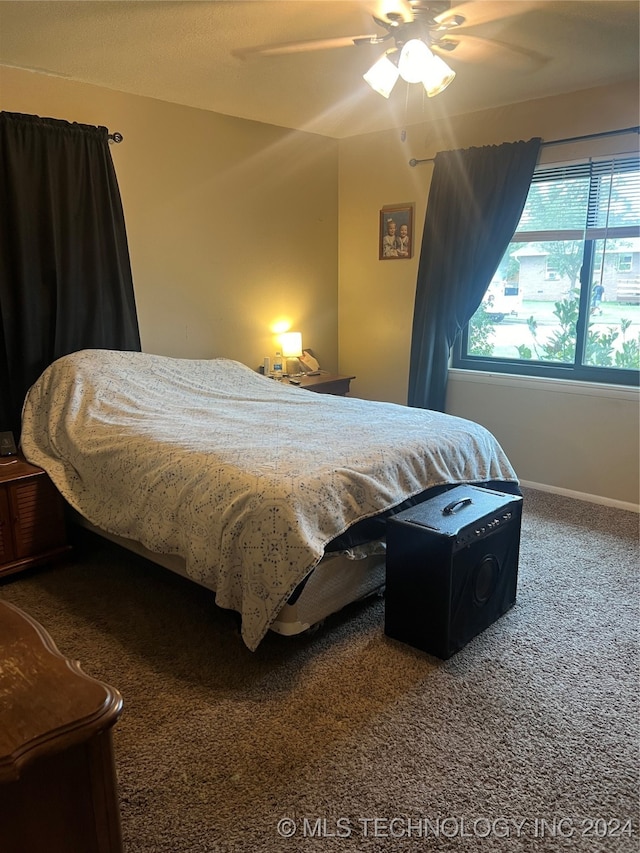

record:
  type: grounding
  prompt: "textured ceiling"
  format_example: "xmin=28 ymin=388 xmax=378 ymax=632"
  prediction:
xmin=0 ymin=1 xmax=638 ymax=138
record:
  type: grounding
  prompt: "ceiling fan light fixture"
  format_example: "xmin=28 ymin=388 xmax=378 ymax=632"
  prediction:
xmin=421 ymin=52 xmax=456 ymax=97
xmin=398 ymin=38 xmax=433 ymax=83
xmin=363 ymin=51 xmax=400 ymax=98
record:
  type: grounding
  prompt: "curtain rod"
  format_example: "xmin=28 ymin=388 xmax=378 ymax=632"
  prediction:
xmin=108 ymin=132 xmax=123 ymax=143
xmin=408 ymin=125 xmax=640 ymax=167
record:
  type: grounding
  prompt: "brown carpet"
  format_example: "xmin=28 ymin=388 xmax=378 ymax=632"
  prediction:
xmin=1 ymin=487 xmax=638 ymax=852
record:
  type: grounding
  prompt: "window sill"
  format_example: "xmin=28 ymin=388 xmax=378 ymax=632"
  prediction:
xmin=448 ymin=368 xmax=640 ymax=401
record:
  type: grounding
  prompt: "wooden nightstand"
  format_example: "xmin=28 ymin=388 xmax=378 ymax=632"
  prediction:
xmin=0 ymin=456 xmax=70 ymax=579
xmin=283 ymin=373 xmax=355 ymax=396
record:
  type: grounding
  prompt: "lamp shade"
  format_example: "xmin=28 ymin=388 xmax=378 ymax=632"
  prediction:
xmin=281 ymin=331 xmax=303 ymax=358
xmin=422 ymin=53 xmax=456 ymax=97
xmin=363 ymin=53 xmax=400 ymax=98
xmin=398 ymin=38 xmax=433 ymax=83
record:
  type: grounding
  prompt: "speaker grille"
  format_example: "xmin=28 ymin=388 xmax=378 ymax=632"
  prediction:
xmin=472 ymin=554 xmax=499 ymax=606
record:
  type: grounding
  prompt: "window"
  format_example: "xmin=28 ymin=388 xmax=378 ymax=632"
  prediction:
xmin=453 ymin=155 xmax=640 ymax=386
xmin=545 ymin=259 xmax=560 ymax=280
xmin=618 ymin=254 xmax=633 ymax=273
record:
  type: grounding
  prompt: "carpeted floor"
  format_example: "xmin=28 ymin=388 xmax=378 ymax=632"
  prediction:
xmin=1 ymin=487 xmax=638 ymax=852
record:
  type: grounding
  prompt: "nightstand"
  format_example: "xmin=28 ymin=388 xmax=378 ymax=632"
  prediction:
xmin=283 ymin=373 xmax=355 ymax=396
xmin=0 ymin=456 xmax=70 ymax=579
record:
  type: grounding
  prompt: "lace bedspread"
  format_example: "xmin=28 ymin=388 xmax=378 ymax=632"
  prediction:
xmin=20 ymin=350 xmax=518 ymax=649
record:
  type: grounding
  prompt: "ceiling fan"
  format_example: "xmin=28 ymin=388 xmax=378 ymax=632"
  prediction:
xmin=236 ymin=1 xmax=543 ymax=99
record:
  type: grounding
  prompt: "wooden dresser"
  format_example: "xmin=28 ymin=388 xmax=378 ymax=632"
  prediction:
xmin=0 ymin=456 xmax=70 ymax=579
xmin=0 ymin=600 xmax=124 ymax=852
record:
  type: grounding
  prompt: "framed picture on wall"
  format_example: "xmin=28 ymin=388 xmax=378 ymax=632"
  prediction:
xmin=379 ymin=204 xmax=413 ymax=260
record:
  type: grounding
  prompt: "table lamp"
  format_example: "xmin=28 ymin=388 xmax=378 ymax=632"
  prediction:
xmin=281 ymin=332 xmax=303 ymax=376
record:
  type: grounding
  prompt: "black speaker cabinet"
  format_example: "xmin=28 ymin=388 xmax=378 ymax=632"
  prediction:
xmin=385 ymin=485 xmax=523 ymax=659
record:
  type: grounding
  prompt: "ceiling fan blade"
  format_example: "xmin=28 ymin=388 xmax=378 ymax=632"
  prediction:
xmin=434 ymin=1 xmax=543 ymax=29
xmin=434 ymin=33 xmax=546 ymax=70
xmin=233 ymin=34 xmax=381 ymax=58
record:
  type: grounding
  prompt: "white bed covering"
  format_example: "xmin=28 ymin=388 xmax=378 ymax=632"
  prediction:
xmin=20 ymin=350 xmax=518 ymax=650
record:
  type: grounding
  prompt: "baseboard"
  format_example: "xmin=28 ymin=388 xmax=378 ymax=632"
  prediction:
xmin=520 ymin=480 xmax=639 ymax=514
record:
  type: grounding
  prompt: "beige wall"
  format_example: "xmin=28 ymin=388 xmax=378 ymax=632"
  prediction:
xmin=338 ymin=80 xmax=640 ymax=508
xmin=0 ymin=66 xmax=340 ymax=371
xmin=446 ymin=372 xmax=639 ymax=508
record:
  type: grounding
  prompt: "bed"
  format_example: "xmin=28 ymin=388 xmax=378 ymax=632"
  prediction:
xmin=20 ymin=349 xmax=520 ymax=650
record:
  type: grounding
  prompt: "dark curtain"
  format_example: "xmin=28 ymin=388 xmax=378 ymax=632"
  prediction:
xmin=0 ymin=111 xmax=141 ymax=438
xmin=408 ymin=138 xmax=542 ymax=411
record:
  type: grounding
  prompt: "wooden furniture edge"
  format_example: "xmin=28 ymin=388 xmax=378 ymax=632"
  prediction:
xmin=0 ymin=599 xmax=123 ymax=783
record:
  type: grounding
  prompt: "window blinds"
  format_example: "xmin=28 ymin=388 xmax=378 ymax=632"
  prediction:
xmin=514 ymin=156 xmax=640 ymax=242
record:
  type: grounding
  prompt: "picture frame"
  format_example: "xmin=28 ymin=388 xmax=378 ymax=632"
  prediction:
xmin=379 ymin=204 xmax=413 ymax=260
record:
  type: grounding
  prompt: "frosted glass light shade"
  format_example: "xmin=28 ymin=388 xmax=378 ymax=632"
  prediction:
xmin=363 ymin=54 xmax=400 ymax=98
xmin=422 ymin=53 xmax=456 ymax=97
xmin=398 ymin=38 xmax=433 ymax=83
xmin=281 ymin=331 xmax=303 ymax=358
xmin=365 ymin=41 xmax=455 ymax=100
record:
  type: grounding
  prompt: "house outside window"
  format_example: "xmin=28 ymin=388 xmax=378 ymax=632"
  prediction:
xmin=453 ymin=155 xmax=640 ymax=386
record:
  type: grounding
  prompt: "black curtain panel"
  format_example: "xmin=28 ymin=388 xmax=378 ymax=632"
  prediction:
xmin=0 ymin=111 xmax=141 ymax=438
xmin=408 ymin=138 xmax=542 ymax=412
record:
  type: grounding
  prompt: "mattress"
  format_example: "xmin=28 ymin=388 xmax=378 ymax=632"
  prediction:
xmin=71 ymin=511 xmax=387 ymax=637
